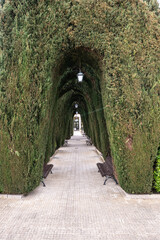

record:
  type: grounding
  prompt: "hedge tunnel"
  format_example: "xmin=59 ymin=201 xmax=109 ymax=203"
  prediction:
xmin=0 ymin=0 xmax=160 ymax=194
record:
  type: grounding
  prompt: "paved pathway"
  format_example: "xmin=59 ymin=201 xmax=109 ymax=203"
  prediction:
xmin=0 ymin=133 xmax=160 ymax=240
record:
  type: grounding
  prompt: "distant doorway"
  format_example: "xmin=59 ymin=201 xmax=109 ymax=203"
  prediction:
xmin=73 ymin=113 xmax=82 ymax=132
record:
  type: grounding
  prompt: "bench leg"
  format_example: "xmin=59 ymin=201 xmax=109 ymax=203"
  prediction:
xmin=41 ymin=179 xmax=46 ymax=187
xmin=113 ymin=176 xmax=118 ymax=185
xmin=104 ymin=176 xmax=118 ymax=185
xmin=104 ymin=176 xmax=108 ymax=185
xmin=103 ymin=176 xmax=111 ymax=185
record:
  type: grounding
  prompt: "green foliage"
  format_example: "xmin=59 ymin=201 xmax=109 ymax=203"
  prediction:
xmin=154 ymin=148 xmax=160 ymax=192
xmin=0 ymin=0 xmax=160 ymax=194
xmin=0 ymin=0 xmax=5 ymax=8
xmin=143 ymin=0 xmax=160 ymax=22
xmin=143 ymin=0 xmax=159 ymax=13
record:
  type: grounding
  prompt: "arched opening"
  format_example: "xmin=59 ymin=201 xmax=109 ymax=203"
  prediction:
xmin=44 ymin=47 xmax=110 ymax=164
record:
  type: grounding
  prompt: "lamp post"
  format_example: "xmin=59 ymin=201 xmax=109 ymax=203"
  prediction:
xmin=77 ymin=70 xmax=84 ymax=82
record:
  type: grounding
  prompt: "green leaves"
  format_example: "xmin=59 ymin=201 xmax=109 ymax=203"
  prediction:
xmin=154 ymin=148 xmax=160 ymax=192
xmin=15 ymin=151 xmax=20 ymax=157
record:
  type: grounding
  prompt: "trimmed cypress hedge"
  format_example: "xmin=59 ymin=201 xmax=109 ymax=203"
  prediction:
xmin=0 ymin=0 xmax=160 ymax=194
xmin=154 ymin=148 xmax=160 ymax=192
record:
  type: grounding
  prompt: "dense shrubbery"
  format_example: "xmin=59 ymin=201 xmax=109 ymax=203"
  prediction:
xmin=154 ymin=148 xmax=160 ymax=192
xmin=143 ymin=0 xmax=160 ymax=20
xmin=0 ymin=0 xmax=160 ymax=194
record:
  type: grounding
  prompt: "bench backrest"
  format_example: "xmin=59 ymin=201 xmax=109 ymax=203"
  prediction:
xmin=103 ymin=156 xmax=113 ymax=176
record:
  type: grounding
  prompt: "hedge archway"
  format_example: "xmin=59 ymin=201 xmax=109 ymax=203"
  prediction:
xmin=0 ymin=0 xmax=160 ymax=194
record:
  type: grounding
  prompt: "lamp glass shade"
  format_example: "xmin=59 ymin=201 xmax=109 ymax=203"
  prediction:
xmin=75 ymin=104 xmax=78 ymax=108
xmin=77 ymin=71 xmax=84 ymax=82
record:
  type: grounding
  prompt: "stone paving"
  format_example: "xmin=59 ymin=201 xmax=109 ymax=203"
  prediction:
xmin=0 ymin=132 xmax=160 ymax=240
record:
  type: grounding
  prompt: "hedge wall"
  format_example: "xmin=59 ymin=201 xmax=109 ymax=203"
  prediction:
xmin=0 ymin=0 xmax=160 ymax=194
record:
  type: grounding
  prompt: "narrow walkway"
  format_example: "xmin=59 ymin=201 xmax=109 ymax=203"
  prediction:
xmin=0 ymin=133 xmax=160 ymax=240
